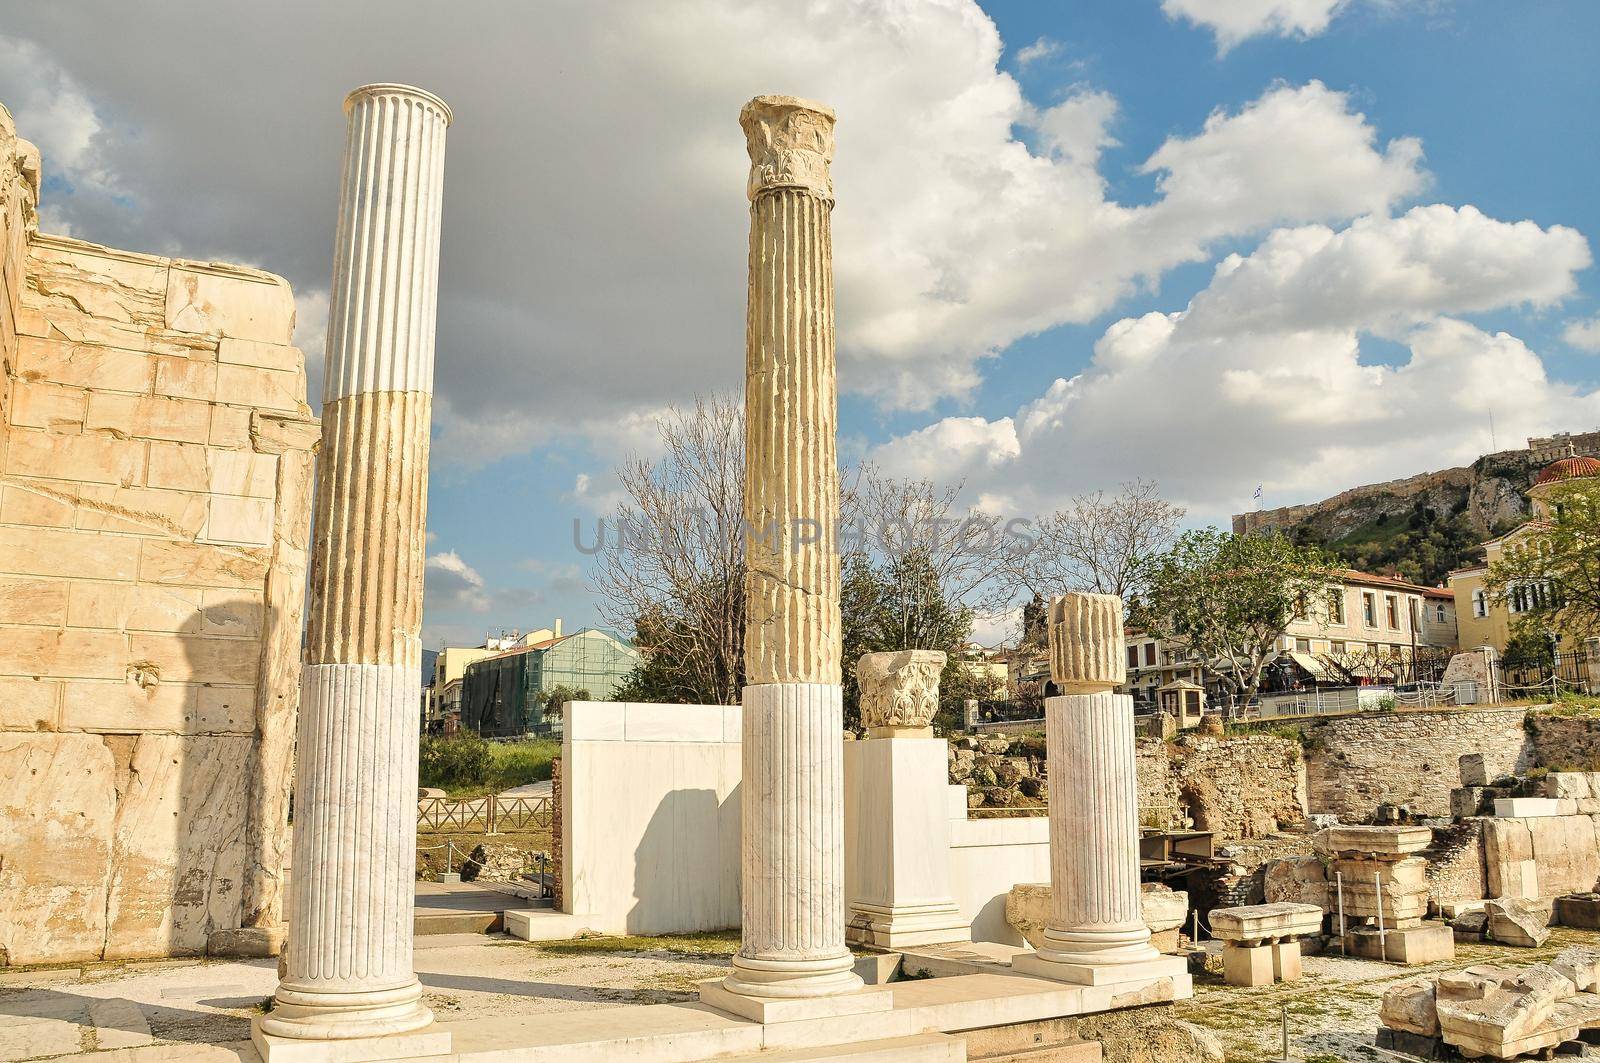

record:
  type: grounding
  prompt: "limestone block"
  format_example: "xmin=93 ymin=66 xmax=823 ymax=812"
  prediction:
xmin=1436 ymin=965 xmax=1573 ymax=1058
xmin=1005 ymin=882 xmax=1050 ymax=949
xmin=1546 ymin=773 xmax=1598 ymax=800
xmin=1047 ymin=593 xmax=1124 ymax=690
xmin=1208 ymin=902 xmax=1323 ymax=944
xmin=0 ymin=481 xmax=76 ymax=528
xmin=0 ymin=576 xmax=68 ymax=625
xmin=1140 ymin=883 xmax=1188 ymax=935
xmin=9 ymin=380 xmax=87 ymax=430
xmin=138 ymin=538 xmax=271 ymax=590
xmin=1453 ymin=910 xmax=1489 ymax=942
xmin=7 ymin=429 xmax=146 ymax=486
xmin=0 ymin=676 xmax=61 ymax=731
xmin=0 ymin=732 xmax=115 ymax=963
xmin=0 ymin=628 xmax=129 ymax=680
xmin=1460 ymin=752 xmax=1490 ymax=787
xmin=1496 ymin=797 xmax=1572 ymax=817
xmin=74 ymin=484 xmax=209 ymax=538
xmin=1553 ymin=946 xmax=1600 ymax=992
xmin=1483 ymin=817 xmax=1538 ymax=898
xmin=1271 ymin=939 xmax=1302 ymax=982
xmin=1382 ymin=978 xmax=1440 ymax=1036
xmin=1222 ymin=943 xmax=1274 ymax=987
xmin=1554 ymin=893 xmax=1600 ymax=930
xmin=59 ymin=680 xmax=253 ymax=735
xmin=1346 ymin=922 xmax=1456 ymax=964
xmin=856 ymin=649 xmax=945 ymax=733
xmin=1313 ymin=824 xmax=1432 ymax=856
xmin=15 ymin=335 xmax=155 ymax=393
xmin=217 ymin=364 xmax=308 ymax=415
xmin=25 ymin=240 xmax=168 ymax=326
xmin=218 ymin=337 xmax=304 ymax=373
xmin=125 ymin=632 xmax=260 ymax=686
xmin=165 ymin=263 xmax=295 ymax=344
xmin=204 ymin=495 xmax=274 ymax=546
xmin=1260 ymin=858 xmax=1324 ymax=902
xmin=1452 ymin=785 xmax=1494 ymax=819
xmin=103 ymin=734 xmax=250 ymax=956
xmin=86 ymin=392 xmax=213 ymax=445
xmin=146 ymin=441 xmax=277 ymax=497
xmin=152 ymin=353 xmax=219 ymax=402
xmin=1487 ymin=898 xmax=1553 ymax=948
xmin=1329 ymin=855 xmax=1428 ymax=891
xmin=209 ymin=405 xmax=252 ymax=449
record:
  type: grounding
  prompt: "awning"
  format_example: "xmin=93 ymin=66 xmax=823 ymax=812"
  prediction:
xmin=1288 ymin=651 xmax=1337 ymax=682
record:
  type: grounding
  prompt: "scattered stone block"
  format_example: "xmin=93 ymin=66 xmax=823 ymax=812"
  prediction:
xmin=1382 ymin=978 xmax=1440 ymax=1036
xmin=1453 ymin=910 xmax=1489 ymax=943
xmin=1375 ymin=1027 xmax=1445 ymax=1057
xmin=1495 ymin=797 xmax=1575 ymax=818
xmin=1488 ymin=898 xmax=1554 ymax=948
xmin=1314 ymin=825 xmax=1432 ymax=857
xmin=1263 ymin=854 xmax=1329 ymax=910
xmin=1210 ymin=902 xmax=1322 ymax=987
xmin=1270 ymin=940 xmax=1301 ymax=982
xmin=1346 ymin=922 xmax=1456 ymax=965
xmin=1461 ymin=753 xmax=1490 ymax=787
xmin=1556 ymin=894 xmax=1600 ymax=930
xmin=1222 ymin=943 xmax=1274 ymax=987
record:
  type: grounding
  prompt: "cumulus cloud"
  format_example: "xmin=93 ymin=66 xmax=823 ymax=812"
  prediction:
xmin=0 ymin=9 xmax=1428 ymax=463
xmin=1015 ymin=37 xmax=1062 ymax=66
xmin=1564 ymin=316 xmax=1600 ymax=353
xmin=870 ymin=205 xmax=1597 ymax=524
xmin=424 ymin=551 xmax=491 ymax=613
xmin=1163 ymin=0 xmax=1348 ymax=51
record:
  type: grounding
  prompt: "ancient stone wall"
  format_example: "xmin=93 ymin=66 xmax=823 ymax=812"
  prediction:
xmin=1303 ymin=708 xmax=1534 ymax=821
xmin=1525 ymin=713 xmax=1600 ymax=771
xmin=0 ymin=105 xmax=317 ymax=965
xmin=1135 ymin=734 xmax=1306 ymax=840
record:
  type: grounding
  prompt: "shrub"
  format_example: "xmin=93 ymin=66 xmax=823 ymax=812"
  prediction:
xmin=419 ymin=734 xmax=494 ymax=791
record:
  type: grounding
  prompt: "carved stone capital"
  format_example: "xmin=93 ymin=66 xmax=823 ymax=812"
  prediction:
xmin=857 ymin=649 xmax=946 ymax=735
xmin=740 ymin=95 xmax=835 ymax=203
xmin=1048 ymin=593 xmax=1126 ymax=692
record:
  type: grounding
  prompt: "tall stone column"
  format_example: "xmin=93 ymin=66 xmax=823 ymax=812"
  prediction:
xmin=1013 ymin=594 xmax=1188 ymax=990
xmin=259 ymin=85 xmax=450 ymax=1054
xmin=706 ymin=95 xmax=870 ymax=1016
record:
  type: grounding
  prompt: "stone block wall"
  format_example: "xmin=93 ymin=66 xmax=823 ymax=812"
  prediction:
xmin=1137 ymin=734 xmax=1306 ymax=839
xmin=1303 ymin=708 xmax=1534 ymax=821
xmin=0 ymin=105 xmax=318 ymax=965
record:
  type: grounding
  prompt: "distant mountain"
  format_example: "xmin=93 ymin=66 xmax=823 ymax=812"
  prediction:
xmin=1233 ymin=430 xmax=1600 ymax=585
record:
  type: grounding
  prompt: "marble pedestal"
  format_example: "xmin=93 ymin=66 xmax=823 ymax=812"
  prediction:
xmin=844 ymin=736 xmax=971 ymax=949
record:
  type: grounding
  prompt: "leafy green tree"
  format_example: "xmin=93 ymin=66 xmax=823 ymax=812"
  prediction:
xmin=1131 ymin=529 xmax=1338 ymax=706
xmin=1487 ymin=479 xmax=1600 ymax=649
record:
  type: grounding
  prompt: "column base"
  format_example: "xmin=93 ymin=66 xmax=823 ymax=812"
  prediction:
xmin=847 ymin=900 xmax=971 ymax=949
xmin=1012 ymin=950 xmax=1189 ymax=988
xmin=719 ymin=950 xmax=865 ymax=1002
xmin=251 ymin=1016 xmax=449 ymax=1063
xmin=259 ymin=979 xmax=436 ymax=1042
xmin=698 ymin=978 xmax=891 ymax=1024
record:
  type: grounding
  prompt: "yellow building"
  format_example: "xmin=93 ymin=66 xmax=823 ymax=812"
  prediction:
xmin=1449 ymin=452 xmax=1600 ymax=654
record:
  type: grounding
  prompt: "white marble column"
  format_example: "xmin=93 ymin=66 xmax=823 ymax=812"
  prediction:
xmin=718 ymin=95 xmax=862 ymax=1006
xmin=260 ymin=84 xmax=449 ymax=1050
xmin=1013 ymin=594 xmax=1185 ymax=988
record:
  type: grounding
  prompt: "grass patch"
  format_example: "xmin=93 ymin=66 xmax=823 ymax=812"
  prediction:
xmin=531 ymin=931 xmax=741 ymax=957
xmin=419 ymin=734 xmax=561 ymax=797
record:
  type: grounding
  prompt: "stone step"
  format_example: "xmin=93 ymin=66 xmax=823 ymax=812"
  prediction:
xmin=722 ymin=1033 xmax=966 ymax=1063
xmin=414 ymin=910 xmax=503 ymax=936
xmin=970 ymin=1042 xmax=1101 ymax=1063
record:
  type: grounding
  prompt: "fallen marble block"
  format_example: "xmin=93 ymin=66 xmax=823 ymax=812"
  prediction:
xmin=1557 ymin=894 xmax=1600 ymax=930
xmin=1381 ymin=978 xmax=1440 ymax=1037
xmin=1488 ymin=897 xmax=1554 ymax=948
xmin=1313 ymin=825 xmax=1432 ymax=857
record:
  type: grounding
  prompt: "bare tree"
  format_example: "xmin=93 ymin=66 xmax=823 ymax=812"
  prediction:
xmin=1010 ymin=479 xmax=1185 ymax=601
xmin=590 ymin=393 xmax=745 ymax=704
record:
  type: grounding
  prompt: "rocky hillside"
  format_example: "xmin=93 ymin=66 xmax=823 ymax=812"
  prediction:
xmin=1233 ymin=450 xmax=1547 ymax=585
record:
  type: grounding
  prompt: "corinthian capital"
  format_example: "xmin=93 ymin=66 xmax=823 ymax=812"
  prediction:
xmin=740 ymin=94 xmax=835 ymax=202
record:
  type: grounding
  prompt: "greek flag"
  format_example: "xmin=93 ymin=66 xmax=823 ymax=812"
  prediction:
xmin=1253 ymin=485 xmax=1263 ymax=501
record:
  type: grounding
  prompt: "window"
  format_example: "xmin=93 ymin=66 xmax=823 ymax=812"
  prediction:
xmin=1435 ymin=603 xmax=1446 ymax=623
xmin=1473 ymin=589 xmax=1488 ymax=619
xmin=1328 ymin=592 xmax=1346 ymax=625
xmin=1385 ymin=595 xmax=1399 ymax=628
xmin=1127 ymin=646 xmax=1139 ymax=670
xmin=1294 ymin=593 xmax=1309 ymax=621
xmin=1295 ymin=638 xmax=1311 ymax=653
xmin=1331 ymin=640 xmax=1347 ymax=654
xmin=1363 ymin=593 xmax=1377 ymax=626
xmin=1145 ymin=643 xmax=1156 ymax=667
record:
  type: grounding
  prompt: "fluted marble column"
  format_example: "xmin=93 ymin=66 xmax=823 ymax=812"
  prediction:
xmin=261 ymin=84 xmax=449 ymax=1048
xmin=1013 ymin=594 xmax=1184 ymax=988
xmin=721 ymin=95 xmax=861 ymax=1005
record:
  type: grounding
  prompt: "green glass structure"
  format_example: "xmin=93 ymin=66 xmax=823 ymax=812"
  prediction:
xmin=459 ymin=627 xmax=639 ymax=737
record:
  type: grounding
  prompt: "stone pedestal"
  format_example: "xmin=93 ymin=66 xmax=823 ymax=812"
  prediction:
xmin=1011 ymin=595 xmax=1188 ymax=992
xmin=1345 ymin=922 xmax=1455 ymax=964
xmin=845 ymin=737 xmax=970 ymax=948
xmin=258 ymin=83 xmax=450 ymax=1059
xmin=1211 ymin=902 xmax=1322 ymax=987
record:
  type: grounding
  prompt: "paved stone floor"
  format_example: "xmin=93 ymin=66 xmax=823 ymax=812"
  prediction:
xmin=7 ymin=926 xmax=1600 ymax=1061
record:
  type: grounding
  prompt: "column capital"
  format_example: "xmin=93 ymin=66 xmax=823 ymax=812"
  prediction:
xmin=857 ymin=649 xmax=945 ymax=735
xmin=740 ymin=95 xmax=835 ymax=202
xmin=1048 ymin=592 xmax=1126 ymax=693
xmin=344 ymin=83 xmax=453 ymax=126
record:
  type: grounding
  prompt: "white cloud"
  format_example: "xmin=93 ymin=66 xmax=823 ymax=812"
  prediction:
xmin=1564 ymin=316 xmax=1600 ymax=353
xmin=1015 ymin=37 xmax=1062 ymax=66
xmin=870 ymin=205 xmax=1597 ymax=524
xmin=1163 ymin=0 xmax=1348 ymax=51
xmin=0 ymin=11 xmax=1429 ymax=463
xmin=425 ymin=550 xmax=490 ymax=613
xmin=293 ymin=288 xmax=329 ymax=406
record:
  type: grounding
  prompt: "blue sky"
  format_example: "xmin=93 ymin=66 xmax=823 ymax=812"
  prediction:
xmin=2 ymin=0 xmax=1596 ymax=649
